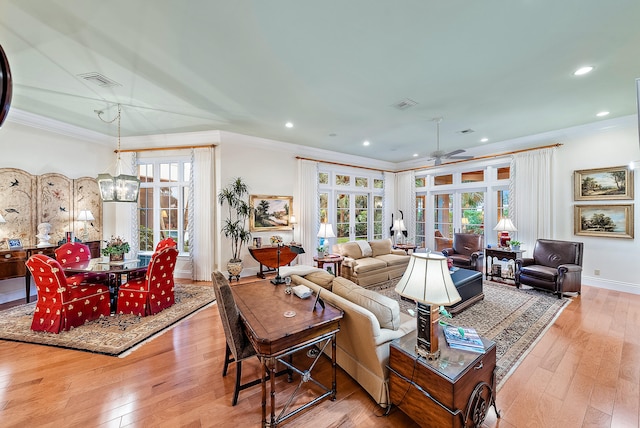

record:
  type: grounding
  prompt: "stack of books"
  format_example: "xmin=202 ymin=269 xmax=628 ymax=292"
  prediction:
xmin=443 ymin=326 xmax=485 ymax=353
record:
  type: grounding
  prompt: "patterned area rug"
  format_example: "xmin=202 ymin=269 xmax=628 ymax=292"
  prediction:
xmin=367 ymin=279 xmax=571 ymax=390
xmin=0 ymin=284 xmax=215 ymax=357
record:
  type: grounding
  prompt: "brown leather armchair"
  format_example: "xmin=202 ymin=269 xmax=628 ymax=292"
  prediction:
xmin=515 ymin=239 xmax=583 ymax=298
xmin=442 ymin=233 xmax=484 ymax=271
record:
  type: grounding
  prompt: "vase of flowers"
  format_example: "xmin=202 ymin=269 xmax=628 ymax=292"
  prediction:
xmin=102 ymin=236 xmax=130 ymax=262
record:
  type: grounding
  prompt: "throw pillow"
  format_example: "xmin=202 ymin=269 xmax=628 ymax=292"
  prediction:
xmin=304 ymin=271 xmax=334 ymax=290
xmin=370 ymin=238 xmax=393 ymax=257
xmin=332 ymin=276 xmax=401 ymax=330
xmin=356 ymin=240 xmax=373 ymax=257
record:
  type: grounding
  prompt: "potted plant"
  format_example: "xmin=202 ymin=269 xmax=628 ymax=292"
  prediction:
xmin=218 ymin=177 xmax=251 ymax=281
xmin=102 ymin=236 xmax=130 ymax=262
xmin=507 ymin=240 xmax=521 ymax=251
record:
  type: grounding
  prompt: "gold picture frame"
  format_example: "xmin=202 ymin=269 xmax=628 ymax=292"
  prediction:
xmin=249 ymin=195 xmax=293 ymax=232
xmin=574 ymin=166 xmax=634 ymax=201
xmin=574 ymin=204 xmax=634 ymax=239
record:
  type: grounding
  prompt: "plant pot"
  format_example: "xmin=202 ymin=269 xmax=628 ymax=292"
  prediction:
xmin=110 ymin=253 xmax=124 ymax=262
xmin=227 ymin=260 xmax=243 ymax=281
xmin=511 ymin=245 xmax=520 ymax=252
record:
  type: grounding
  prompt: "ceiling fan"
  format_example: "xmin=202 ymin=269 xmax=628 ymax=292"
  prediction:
xmin=428 ymin=117 xmax=473 ymax=165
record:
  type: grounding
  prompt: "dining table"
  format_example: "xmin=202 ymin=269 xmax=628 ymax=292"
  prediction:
xmin=62 ymin=258 xmax=149 ymax=312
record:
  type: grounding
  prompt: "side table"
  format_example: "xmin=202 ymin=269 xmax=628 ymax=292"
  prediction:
xmin=393 ymin=243 xmax=418 ymax=254
xmin=484 ymin=247 xmax=525 ymax=284
xmin=313 ymin=255 xmax=344 ymax=276
xmin=388 ymin=329 xmax=499 ymax=427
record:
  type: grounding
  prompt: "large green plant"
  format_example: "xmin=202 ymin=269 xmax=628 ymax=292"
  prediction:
xmin=218 ymin=177 xmax=251 ymax=262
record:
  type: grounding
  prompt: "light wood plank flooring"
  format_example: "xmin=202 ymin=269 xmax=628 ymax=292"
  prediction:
xmin=0 ymin=277 xmax=638 ymax=427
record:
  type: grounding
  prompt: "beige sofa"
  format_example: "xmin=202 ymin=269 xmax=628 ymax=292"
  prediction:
xmin=289 ymin=270 xmax=415 ymax=408
xmin=332 ymin=238 xmax=410 ymax=287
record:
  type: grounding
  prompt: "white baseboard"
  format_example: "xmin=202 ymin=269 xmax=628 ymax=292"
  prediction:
xmin=582 ymin=275 xmax=640 ymax=295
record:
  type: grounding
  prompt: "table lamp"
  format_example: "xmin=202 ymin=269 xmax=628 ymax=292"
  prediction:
xmin=290 ymin=215 xmax=297 ymax=244
xmin=493 ymin=218 xmax=517 ymax=248
xmin=77 ymin=210 xmax=95 ymax=242
xmin=0 ymin=213 xmax=5 ymax=224
xmin=395 ymin=253 xmax=461 ymax=360
xmin=392 ymin=219 xmax=407 ymax=245
xmin=317 ymin=223 xmax=335 ymax=257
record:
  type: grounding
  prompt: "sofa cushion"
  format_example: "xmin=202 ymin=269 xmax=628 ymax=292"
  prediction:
xmin=375 ymin=253 xmax=409 ymax=267
xmin=337 ymin=241 xmax=364 ymax=259
xmin=332 ymin=276 xmax=401 ymax=330
xmin=304 ymin=270 xmax=335 ymax=290
xmin=369 ymin=239 xmax=393 ymax=257
xmin=352 ymin=257 xmax=387 ymax=274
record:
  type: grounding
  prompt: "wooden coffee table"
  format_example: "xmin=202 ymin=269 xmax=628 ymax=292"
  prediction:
xmin=232 ymin=280 xmax=343 ymax=427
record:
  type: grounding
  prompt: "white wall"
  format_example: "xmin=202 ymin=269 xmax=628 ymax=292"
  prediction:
xmin=553 ymin=116 xmax=640 ymax=293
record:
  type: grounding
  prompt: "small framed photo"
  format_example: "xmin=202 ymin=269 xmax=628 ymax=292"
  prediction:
xmin=7 ymin=238 xmax=23 ymax=249
xmin=574 ymin=166 xmax=634 ymax=201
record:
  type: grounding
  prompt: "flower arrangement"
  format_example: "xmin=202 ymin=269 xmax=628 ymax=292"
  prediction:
xmin=270 ymin=235 xmax=283 ymax=245
xmin=102 ymin=236 xmax=130 ymax=257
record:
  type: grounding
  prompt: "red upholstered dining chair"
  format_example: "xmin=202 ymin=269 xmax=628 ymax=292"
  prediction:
xmin=116 ymin=247 xmax=179 ymax=316
xmin=54 ymin=242 xmax=108 ymax=286
xmin=26 ymin=254 xmax=111 ymax=333
xmin=156 ymin=237 xmax=177 ymax=251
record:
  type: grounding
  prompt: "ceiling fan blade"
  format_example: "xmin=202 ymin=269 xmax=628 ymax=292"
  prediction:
xmin=443 ymin=149 xmax=466 ymax=157
xmin=448 ymin=155 xmax=474 ymax=160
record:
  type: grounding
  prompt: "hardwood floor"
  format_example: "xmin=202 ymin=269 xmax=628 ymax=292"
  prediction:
xmin=0 ymin=277 xmax=638 ymax=427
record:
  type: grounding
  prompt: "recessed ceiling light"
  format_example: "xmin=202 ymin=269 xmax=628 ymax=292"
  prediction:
xmin=573 ymin=66 xmax=594 ymax=76
xmin=363 ymin=140 xmax=370 ymax=146
xmin=480 ymin=138 xmax=489 ymax=143
xmin=596 ymin=111 xmax=610 ymax=117
xmin=285 ymin=122 xmax=293 ymax=128
xmin=413 ymin=153 xmax=418 ymax=157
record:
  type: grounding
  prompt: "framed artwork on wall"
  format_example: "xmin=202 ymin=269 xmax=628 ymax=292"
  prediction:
xmin=574 ymin=166 xmax=634 ymax=201
xmin=574 ymin=204 xmax=634 ymax=239
xmin=249 ymin=195 xmax=293 ymax=231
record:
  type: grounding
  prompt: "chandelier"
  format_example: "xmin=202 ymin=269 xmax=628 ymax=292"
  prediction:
xmin=96 ymin=104 xmax=140 ymax=202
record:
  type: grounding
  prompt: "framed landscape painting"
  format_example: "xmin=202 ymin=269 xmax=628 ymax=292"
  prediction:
xmin=574 ymin=204 xmax=634 ymax=239
xmin=250 ymin=195 xmax=293 ymax=231
xmin=574 ymin=166 xmax=633 ymax=200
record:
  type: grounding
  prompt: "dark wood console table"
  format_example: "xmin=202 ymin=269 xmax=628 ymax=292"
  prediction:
xmin=0 ymin=241 xmax=101 ymax=303
xmin=484 ymin=247 xmax=525 ymax=284
xmin=248 ymin=245 xmax=299 ymax=278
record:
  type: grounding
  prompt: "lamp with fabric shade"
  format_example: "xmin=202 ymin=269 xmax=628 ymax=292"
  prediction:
xmin=493 ymin=218 xmax=517 ymax=248
xmin=289 ymin=215 xmax=297 ymax=244
xmin=317 ymin=223 xmax=335 ymax=257
xmin=392 ymin=219 xmax=407 ymax=244
xmin=0 ymin=213 xmax=5 ymax=223
xmin=77 ymin=210 xmax=95 ymax=242
xmin=395 ymin=252 xmax=461 ymax=360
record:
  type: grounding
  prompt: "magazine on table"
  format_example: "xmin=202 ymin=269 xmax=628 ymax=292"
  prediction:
xmin=443 ymin=325 xmax=485 ymax=353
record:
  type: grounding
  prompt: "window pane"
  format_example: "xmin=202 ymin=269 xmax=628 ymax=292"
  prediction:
xmin=354 ymin=194 xmax=368 ymax=240
xmin=434 ymin=174 xmax=453 ymax=185
xmin=336 ymin=174 xmax=350 ymax=186
xmin=336 ymin=193 xmax=350 ymax=243
xmin=183 ymin=162 xmax=191 ymax=182
xmin=461 ymin=170 xmax=484 ymax=183
xmin=319 ymin=193 xmax=328 ymax=222
xmin=461 ymin=192 xmax=484 ymax=234
xmin=319 ymin=172 xmax=329 ymax=184
xmin=139 ymin=163 xmax=153 ymax=183
xmin=415 ymin=177 xmax=426 ymax=187
xmin=355 ymin=177 xmax=368 ymax=187
xmin=434 ymin=193 xmax=453 ymax=240
xmin=497 ymin=167 xmax=510 ymax=180
xmin=373 ymin=196 xmax=383 ymax=240
xmin=415 ymin=195 xmax=425 ymax=248
xmin=374 ymin=179 xmax=384 ymax=189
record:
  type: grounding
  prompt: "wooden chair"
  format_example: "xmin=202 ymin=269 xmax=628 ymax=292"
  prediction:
xmin=26 ymin=254 xmax=110 ymax=333
xmin=212 ymin=271 xmax=264 ymax=405
xmin=116 ymin=247 xmax=178 ymax=316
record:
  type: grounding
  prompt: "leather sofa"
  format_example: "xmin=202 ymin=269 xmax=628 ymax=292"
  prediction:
xmin=331 ymin=238 xmax=410 ymax=287
xmin=441 ymin=233 xmax=484 ymax=271
xmin=515 ymin=239 xmax=583 ymax=298
xmin=288 ymin=269 xmax=415 ymax=408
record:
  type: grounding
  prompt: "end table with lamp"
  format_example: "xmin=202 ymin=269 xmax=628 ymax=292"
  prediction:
xmin=389 ymin=252 xmax=499 ymax=427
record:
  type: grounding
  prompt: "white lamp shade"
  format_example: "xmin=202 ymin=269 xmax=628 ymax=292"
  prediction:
xmin=493 ymin=218 xmax=517 ymax=232
xmin=77 ymin=210 xmax=95 ymax=221
xmin=392 ymin=219 xmax=407 ymax=232
xmin=317 ymin=223 xmax=336 ymax=238
xmin=0 ymin=213 xmax=5 ymax=223
xmin=395 ymin=253 xmax=461 ymax=306
xmin=290 ymin=215 xmax=296 ymax=224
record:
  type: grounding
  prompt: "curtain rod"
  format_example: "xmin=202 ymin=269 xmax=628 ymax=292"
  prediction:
xmin=116 ymin=143 xmax=217 ymax=153
xmin=297 ymin=143 xmax=562 ymax=174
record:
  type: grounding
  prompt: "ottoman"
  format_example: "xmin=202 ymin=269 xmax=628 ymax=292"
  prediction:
xmin=447 ymin=268 xmax=484 ymax=314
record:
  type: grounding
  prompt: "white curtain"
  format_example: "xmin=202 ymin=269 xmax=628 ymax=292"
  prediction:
xmin=384 ymin=171 xmax=396 ymax=238
xmin=192 ymin=147 xmax=214 ymax=280
xmin=296 ymin=159 xmax=318 ymax=266
xmin=510 ymin=147 xmax=556 ymax=252
xmin=395 ymin=171 xmax=415 ymax=242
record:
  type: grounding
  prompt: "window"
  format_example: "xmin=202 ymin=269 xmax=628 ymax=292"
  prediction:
xmin=138 ymin=158 xmax=191 ymax=253
xmin=461 ymin=191 xmax=484 ymax=234
xmin=434 ymin=193 xmax=453 ymax=241
xmin=415 ymin=195 xmax=426 ymax=248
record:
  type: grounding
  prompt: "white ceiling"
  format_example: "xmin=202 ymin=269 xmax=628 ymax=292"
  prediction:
xmin=1 ymin=0 xmax=639 ymax=163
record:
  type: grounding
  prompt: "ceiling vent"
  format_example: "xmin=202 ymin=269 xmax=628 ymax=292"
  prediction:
xmin=457 ymin=128 xmax=475 ymax=134
xmin=77 ymin=72 xmax=121 ymax=88
xmin=392 ymin=98 xmax=418 ymax=110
